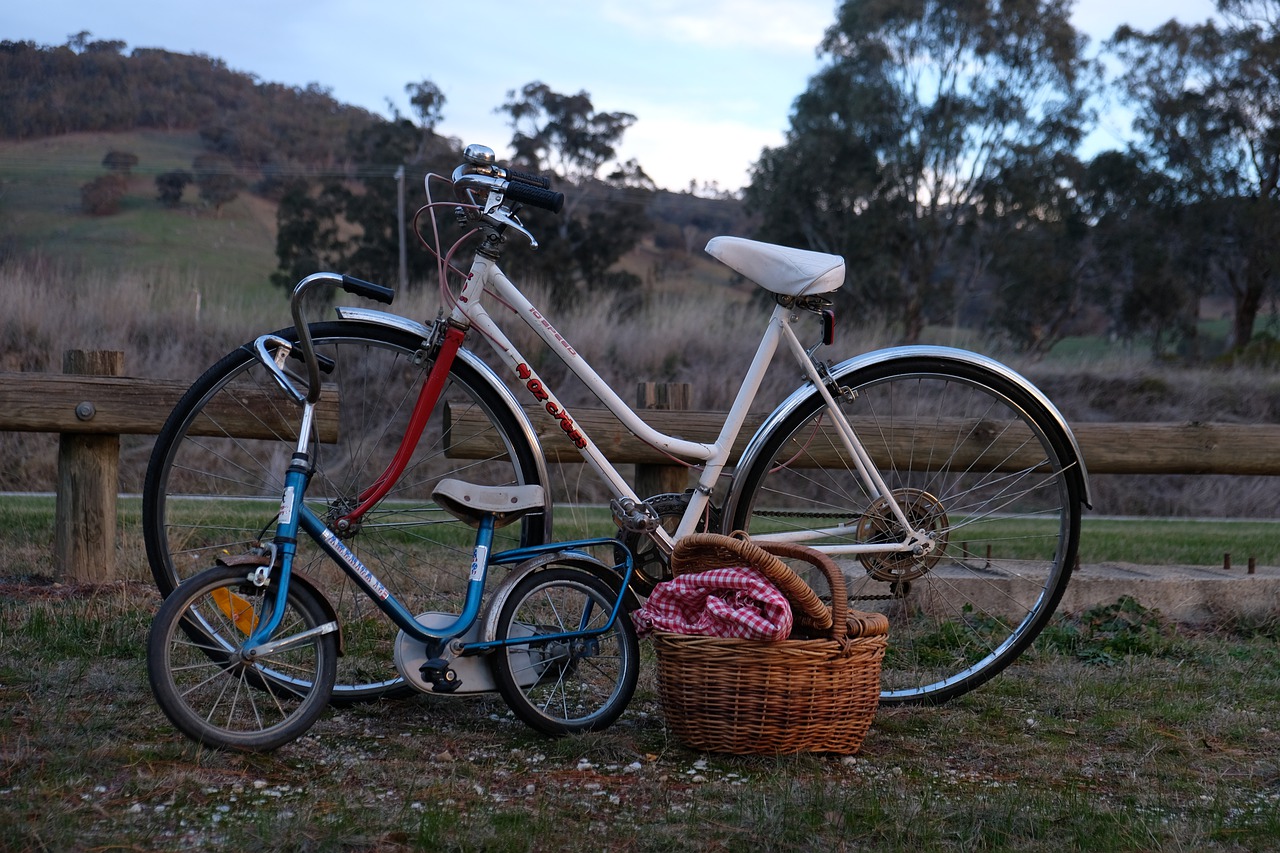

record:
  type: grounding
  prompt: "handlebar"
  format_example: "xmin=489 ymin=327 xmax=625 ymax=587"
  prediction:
xmin=254 ymin=272 xmax=397 ymax=407
xmin=505 ymin=167 xmax=551 ymax=190
xmin=339 ymin=274 xmax=395 ymax=304
xmin=451 ymin=166 xmax=565 ymax=214
xmin=451 ymin=144 xmax=565 ymax=214
xmin=504 ymin=179 xmax=565 ymax=213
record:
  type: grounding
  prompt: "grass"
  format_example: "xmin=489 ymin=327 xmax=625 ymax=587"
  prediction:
xmin=1 ymin=581 xmax=1278 ymax=851
xmin=4 ymin=494 xmax=1277 ymax=583
xmin=1079 ymin=517 xmax=1280 ymax=567
xmin=0 ymin=131 xmax=280 ymax=299
xmin=1045 ymin=314 xmax=1280 ymax=364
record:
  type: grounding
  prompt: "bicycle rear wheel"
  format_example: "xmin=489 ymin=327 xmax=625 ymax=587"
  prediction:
xmin=143 ymin=320 xmax=547 ymax=704
xmin=729 ymin=354 xmax=1083 ymax=705
xmin=491 ymin=566 xmax=639 ymax=735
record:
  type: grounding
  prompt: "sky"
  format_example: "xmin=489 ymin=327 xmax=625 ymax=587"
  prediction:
xmin=4 ymin=0 xmax=1222 ymax=192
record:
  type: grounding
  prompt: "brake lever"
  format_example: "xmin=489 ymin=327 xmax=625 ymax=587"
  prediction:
xmin=481 ymin=193 xmax=540 ymax=249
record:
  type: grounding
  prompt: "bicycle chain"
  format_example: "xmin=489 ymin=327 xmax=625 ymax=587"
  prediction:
xmin=754 ymin=509 xmax=854 ymax=520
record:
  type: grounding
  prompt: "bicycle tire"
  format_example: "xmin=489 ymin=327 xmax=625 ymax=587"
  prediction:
xmin=143 ymin=320 xmax=547 ymax=704
xmin=491 ymin=566 xmax=639 ymax=735
xmin=147 ymin=564 xmax=338 ymax=751
xmin=728 ymin=355 xmax=1083 ymax=705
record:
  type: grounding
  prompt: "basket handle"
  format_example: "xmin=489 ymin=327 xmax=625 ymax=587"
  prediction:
xmin=757 ymin=541 xmax=849 ymax=640
xmin=671 ymin=532 xmax=834 ymax=632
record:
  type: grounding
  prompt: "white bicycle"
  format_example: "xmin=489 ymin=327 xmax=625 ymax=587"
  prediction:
xmin=143 ymin=143 xmax=1090 ymax=706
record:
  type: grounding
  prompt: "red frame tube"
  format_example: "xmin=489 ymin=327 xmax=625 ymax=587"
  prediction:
xmin=341 ymin=323 xmax=468 ymax=523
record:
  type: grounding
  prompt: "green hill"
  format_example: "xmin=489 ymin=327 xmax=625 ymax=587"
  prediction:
xmin=0 ymin=38 xmax=747 ymax=310
xmin=0 ymin=131 xmax=280 ymax=307
xmin=0 ymin=127 xmax=746 ymax=310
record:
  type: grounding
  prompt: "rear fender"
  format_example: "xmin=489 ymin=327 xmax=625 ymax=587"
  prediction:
xmin=725 ymin=345 xmax=1091 ymax=525
xmin=480 ymin=551 xmax=642 ymax=644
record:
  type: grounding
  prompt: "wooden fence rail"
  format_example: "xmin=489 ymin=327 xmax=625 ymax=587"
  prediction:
xmin=3 ymin=352 xmax=1280 ymax=581
xmin=447 ymin=405 xmax=1280 ymax=477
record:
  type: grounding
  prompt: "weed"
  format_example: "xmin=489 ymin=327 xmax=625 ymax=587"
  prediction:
xmin=1039 ymin=596 xmax=1177 ymax=664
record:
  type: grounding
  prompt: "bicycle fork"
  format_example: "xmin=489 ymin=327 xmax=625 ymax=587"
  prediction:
xmin=239 ymin=426 xmax=339 ymax=659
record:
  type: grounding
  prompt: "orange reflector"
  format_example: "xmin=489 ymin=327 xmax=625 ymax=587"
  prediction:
xmin=211 ymin=587 xmax=259 ymax=634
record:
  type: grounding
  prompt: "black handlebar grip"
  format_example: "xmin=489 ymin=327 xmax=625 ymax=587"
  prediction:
xmin=505 ymin=180 xmax=565 ymax=213
xmin=505 ymin=168 xmax=552 ymax=189
xmin=341 ymin=274 xmax=395 ymax=304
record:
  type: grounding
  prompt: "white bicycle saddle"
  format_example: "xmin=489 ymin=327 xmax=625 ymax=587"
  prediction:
xmin=705 ymin=235 xmax=845 ymax=296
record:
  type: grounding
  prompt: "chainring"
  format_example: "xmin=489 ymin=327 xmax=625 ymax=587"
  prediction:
xmin=615 ymin=492 xmax=719 ymax=594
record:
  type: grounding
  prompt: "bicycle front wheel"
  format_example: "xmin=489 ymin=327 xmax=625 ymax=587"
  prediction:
xmin=143 ymin=320 xmax=547 ymax=704
xmin=729 ymin=355 xmax=1083 ymax=705
xmin=491 ymin=566 xmax=639 ymax=736
xmin=147 ymin=564 xmax=338 ymax=752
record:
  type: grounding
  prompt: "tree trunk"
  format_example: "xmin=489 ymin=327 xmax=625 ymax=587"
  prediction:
xmin=1231 ymin=279 xmax=1262 ymax=352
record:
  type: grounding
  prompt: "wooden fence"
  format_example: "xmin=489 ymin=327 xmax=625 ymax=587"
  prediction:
xmin=4 ymin=351 xmax=1280 ymax=581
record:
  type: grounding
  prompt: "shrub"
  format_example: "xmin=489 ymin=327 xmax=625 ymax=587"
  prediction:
xmin=1039 ymin=596 xmax=1176 ymax=664
xmin=155 ymin=170 xmax=192 ymax=208
xmin=192 ymin=153 xmax=243 ymax=214
xmin=79 ymin=173 xmax=127 ymax=216
xmin=101 ymin=150 xmax=139 ymax=174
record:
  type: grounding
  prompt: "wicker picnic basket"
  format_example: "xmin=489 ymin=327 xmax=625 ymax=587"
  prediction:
xmin=650 ymin=533 xmax=888 ymax=755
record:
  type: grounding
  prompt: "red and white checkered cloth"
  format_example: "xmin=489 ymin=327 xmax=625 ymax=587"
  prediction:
xmin=634 ymin=566 xmax=794 ymax=641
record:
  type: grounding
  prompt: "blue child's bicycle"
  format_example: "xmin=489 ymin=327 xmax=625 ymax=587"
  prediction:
xmin=146 ymin=274 xmax=640 ymax=752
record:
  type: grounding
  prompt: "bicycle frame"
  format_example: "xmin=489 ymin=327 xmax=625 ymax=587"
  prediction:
xmin=240 ymin=425 xmax=636 ymax=657
xmin=407 ymin=251 xmax=933 ymax=561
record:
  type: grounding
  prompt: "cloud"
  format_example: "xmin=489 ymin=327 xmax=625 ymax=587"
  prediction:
xmin=621 ymin=109 xmax=785 ymax=191
xmin=595 ymin=0 xmax=830 ymax=54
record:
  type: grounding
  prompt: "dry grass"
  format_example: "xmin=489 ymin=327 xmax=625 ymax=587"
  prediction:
xmin=4 ymin=258 xmax=1280 ymax=516
xmin=0 ymin=254 xmax=287 ymax=378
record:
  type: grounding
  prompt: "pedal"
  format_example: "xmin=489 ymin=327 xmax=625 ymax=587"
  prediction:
xmin=420 ymin=658 xmax=462 ymax=694
xmin=610 ymin=496 xmax=660 ymax=533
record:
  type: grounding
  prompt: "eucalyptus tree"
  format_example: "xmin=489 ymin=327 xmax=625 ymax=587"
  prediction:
xmin=977 ymin=149 xmax=1093 ymax=357
xmin=1109 ymin=0 xmax=1280 ymax=354
xmin=498 ymin=82 xmax=654 ymax=306
xmin=272 ymin=80 xmax=459 ymax=289
xmin=1074 ymin=151 xmax=1201 ymax=357
xmin=191 ymin=153 xmax=243 ymax=216
xmin=747 ymin=0 xmax=1097 ymax=343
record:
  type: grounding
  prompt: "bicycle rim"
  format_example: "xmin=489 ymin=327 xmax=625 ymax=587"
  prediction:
xmin=730 ymin=357 xmax=1082 ymax=704
xmin=492 ymin=567 xmax=639 ymax=735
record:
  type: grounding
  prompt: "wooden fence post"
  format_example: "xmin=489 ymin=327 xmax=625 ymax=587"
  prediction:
xmin=54 ymin=350 xmax=122 ymax=583
xmin=634 ymin=381 xmax=693 ymax=498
